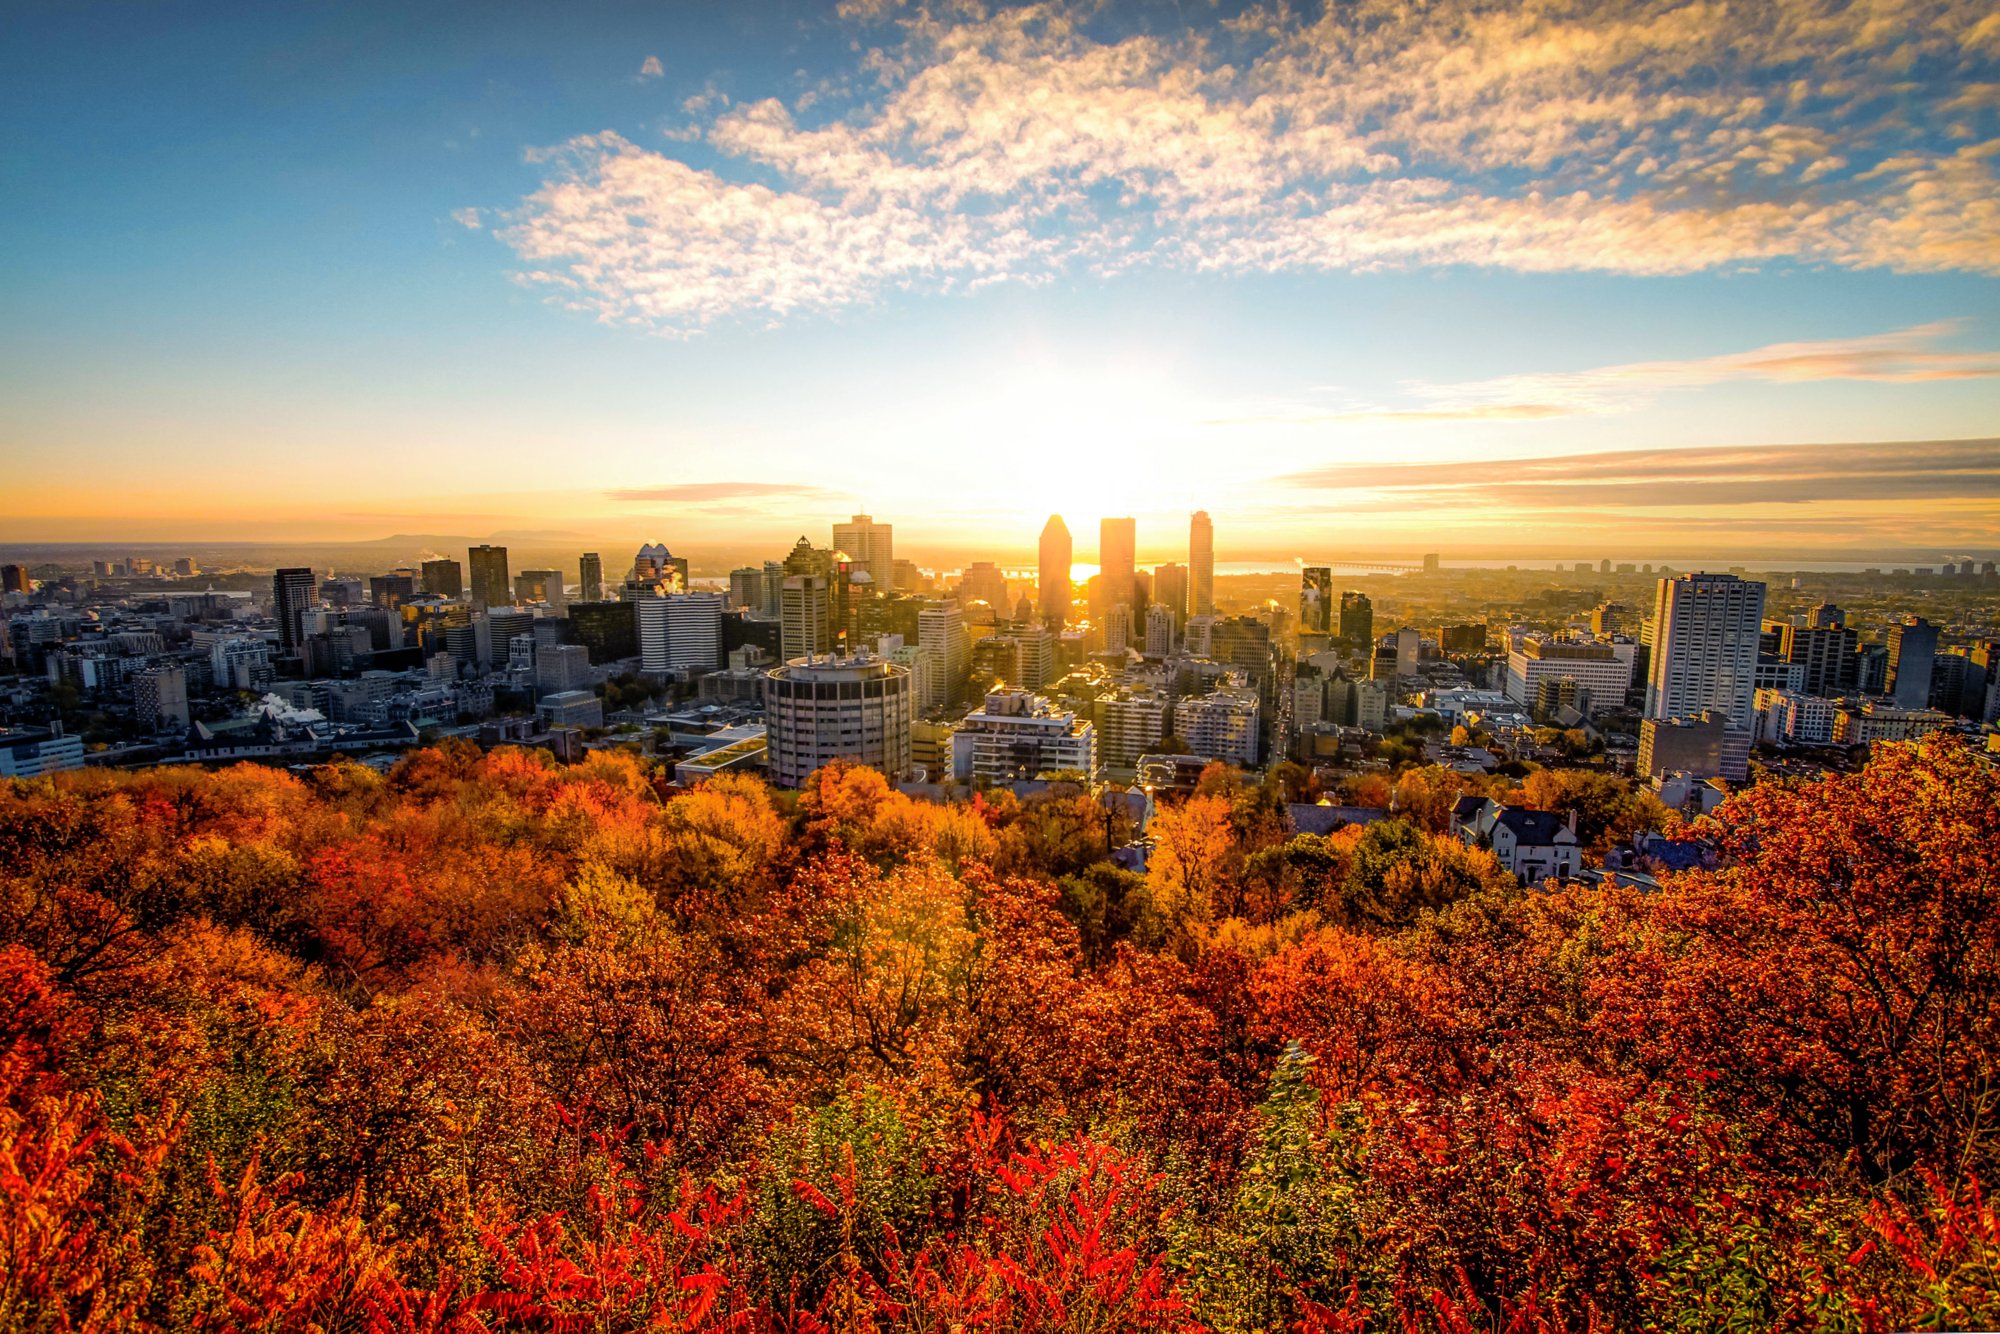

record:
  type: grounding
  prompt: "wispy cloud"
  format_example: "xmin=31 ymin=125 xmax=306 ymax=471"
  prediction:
xmin=495 ymin=0 xmax=2000 ymax=332
xmin=1216 ymin=322 xmax=2000 ymax=423
xmin=606 ymin=482 xmax=844 ymax=503
xmin=1279 ymin=437 xmax=2000 ymax=509
xmin=639 ymin=55 xmax=664 ymax=79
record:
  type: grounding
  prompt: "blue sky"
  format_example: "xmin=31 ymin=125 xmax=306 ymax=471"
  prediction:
xmin=3 ymin=0 xmax=1998 ymax=560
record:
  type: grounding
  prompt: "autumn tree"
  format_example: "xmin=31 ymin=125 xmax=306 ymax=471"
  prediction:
xmin=1326 ymin=819 xmax=1511 ymax=931
xmin=1609 ymin=737 xmax=2000 ymax=1186
xmin=1144 ymin=795 xmax=1238 ymax=956
xmin=1517 ymin=768 xmax=1666 ymax=854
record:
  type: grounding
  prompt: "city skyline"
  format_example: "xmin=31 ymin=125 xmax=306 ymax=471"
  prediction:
xmin=4 ymin=1 xmax=1997 ymax=553
xmin=8 ymin=5 xmax=2000 ymax=1320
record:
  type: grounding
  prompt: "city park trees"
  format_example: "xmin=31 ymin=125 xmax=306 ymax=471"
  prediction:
xmin=1 ymin=736 xmax=1996 ymax=1330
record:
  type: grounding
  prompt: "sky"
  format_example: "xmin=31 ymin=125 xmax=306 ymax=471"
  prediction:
xmin=3 ymin=0 xmax=1998 ymax=564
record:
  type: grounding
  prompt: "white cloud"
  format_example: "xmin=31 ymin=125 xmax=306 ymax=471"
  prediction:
xmin=450 ymin=207 xmax=483 ymax=230
xmin=639 ymin=54 xmax=664 ymax=78
xmin=1215 ymin=322 xmax=2000 ymax=424
xmin=501 ymin=0 xmax=2000 ymax=332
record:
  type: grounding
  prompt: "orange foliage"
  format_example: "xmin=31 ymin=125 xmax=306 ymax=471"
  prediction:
xmin=0 ymin=739 xmax=1995 ymax=1330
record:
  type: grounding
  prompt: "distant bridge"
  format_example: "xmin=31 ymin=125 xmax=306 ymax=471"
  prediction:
xmin=1304 ymin=561 xmax=1427 ymax=575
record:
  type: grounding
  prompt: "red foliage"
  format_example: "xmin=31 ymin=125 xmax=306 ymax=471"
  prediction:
xmin=2 ymin=739 xmax=1997 ymax=1330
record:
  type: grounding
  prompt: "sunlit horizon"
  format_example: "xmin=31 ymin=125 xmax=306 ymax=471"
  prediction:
xmin=3 ymin=0 xmax=1997 ymax=555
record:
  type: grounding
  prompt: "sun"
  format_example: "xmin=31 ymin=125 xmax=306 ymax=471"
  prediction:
xmin=950 ymin=354 xmax=1206 ymax=525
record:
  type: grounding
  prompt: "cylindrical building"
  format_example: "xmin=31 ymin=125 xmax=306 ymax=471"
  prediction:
xmin=763 ymin=653 xmax=913 ymax=788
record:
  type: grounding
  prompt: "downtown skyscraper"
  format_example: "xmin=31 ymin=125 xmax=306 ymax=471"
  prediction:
xmin=467 ymin=544 xmax=510 ymax=611
xmin=1339 ymin=590 xmax=1373 ymax=652
xmin=1189 ymin=511 xmax=1214 ymax=616
xmin=420 ymin=558 xmax=463 ymax=599
xmin=1098 ymin=517 xmax=1136 ymax=617
xmin=1645 ymin=572 xmax=1766 ymax=727
xmin=271 ymin=567 xmax=319 ymax=653
xmin=1038 ymin=515 xmax=1071 ymax=626
xmin=1887 ymin=616 xmax=1939 ymax=710
xmin=832 ymin=514 xmax=894 ymax=590
xmin=1300 ymin=566 xmax=1333 ymax=634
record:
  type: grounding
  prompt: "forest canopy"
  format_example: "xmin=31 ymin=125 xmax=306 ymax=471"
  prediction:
xmin=3 ymin=737 xmax=1998 ymax=1332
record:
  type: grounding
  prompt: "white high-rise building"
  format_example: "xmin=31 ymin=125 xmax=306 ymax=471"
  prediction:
xmin=668 ymin=592 xmax=724 ymax=672
xmin=663 ymin=592 xmax=724 ymax=671
xmin=1175 ymin=681 xmax=1261 ymax=768
xmin=133 ymin=663 xmax=189 ymax=731
xmin=637 ymin=596 xmax=671 ymax=673
xmin=950 ymin=688 xmax=1098 ymax=783
xmin=1144 ymin=604 xmax=1176 ymax=657
xmin=639 ymin=591 xmax=726 ymax=673
xmin=1293 ymin=672 xmax=1327 ymax=727
xmin=1648 ymin=568 xmax=1760 ymax=776
xmin=210 ymin=636 xmax=273 ymax=691
xmin=1645 ymin=573 xmax=1767 ymax=730
xmin=881 ymin=636 xmax=928 ymax=725
xmin=1015 ymin=624 xmax=1055 ymax=689
xmin=1098 ymin=688 xmax=1168 ymax=775
xmin=764 ymin=653 xmax=913 ymax=788
xmin=918 ymin=601 xmax=969 ymax=711
xmin=1394 ymin=626 xmax=1421 ymax=677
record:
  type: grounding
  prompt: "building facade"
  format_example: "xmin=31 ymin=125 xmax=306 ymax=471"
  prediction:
xmin=466 ymin=545 xmax=510 ymax=610
xmin=781 ymin=575 xmax=833 ymax=662
xmin=1646 ymin=573 xmax=1765 ymax=738
xmin=950 ymin=688 xmax=1098 ymax=783
xmin=420 ymin=558 xmax=463 ymax=599
xmin=763 ymin=654 xmax=913 ymax=788
xmin=1038 ymin=516 xmax=1072 ymax=626
xmin=1189 ymin=511 xmax=1214 ymax=617
xmin=1887 ymin=617 xmax=1939 ymax=710
xmin=1098 ymin=517 xmax=1137 ymax=618
xmin=1174 ymin=683 xmax=1261 ymax=768
xmin=271 ymin=568 xmax=319 ymax=653
xmin=1505 ymin=636 xmax=1634 ymax=716
xmin=832 ymin=514 xmax=894 ymax=589
xmin=1300 ymin=567 xmax=1332 ymax=635
xmin=917 ymin=601 xmax=970 ymax=711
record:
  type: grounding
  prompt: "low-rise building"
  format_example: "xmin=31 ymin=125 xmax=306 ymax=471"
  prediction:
xmin=1752 ymin=687 xmax=1840 ymax=746
xmin=0 ymin=726 xmax=85 ymax=778
xmin=1832 ymin=700 xmax=1953 ymax=745
xmin=1638 ymin=710 xmax=1748 ymax=781
xmin=1451 ymin=797 xmax=1584 ymax=884
xmin=673 ymin=731 xmax=769 ymax=784
xmin=950 ymin=688 xmax=1098 ymax=784
xmin=538 ymin=690 xmax=605 ymax=730
xmin=1504 ymin=635 xmax=1634 ymax=717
